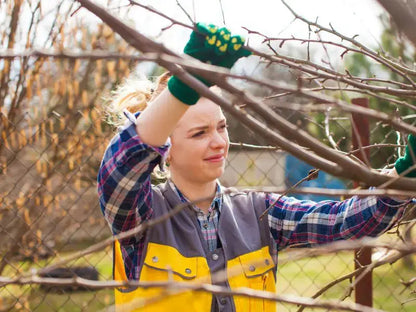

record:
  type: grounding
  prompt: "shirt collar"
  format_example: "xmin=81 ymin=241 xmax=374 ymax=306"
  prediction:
xmin=168 ymin=179 xmax=223 ymax=214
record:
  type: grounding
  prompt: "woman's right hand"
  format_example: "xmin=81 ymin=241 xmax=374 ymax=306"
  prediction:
xmin=184 ymin=23 xmax=251 ymax=69
xmin=168 ymin=23 xmax=252 ymax=105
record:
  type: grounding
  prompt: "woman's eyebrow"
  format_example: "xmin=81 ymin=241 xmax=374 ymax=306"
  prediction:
xmin=187 ymin=125 xmax=209 ymax=133
xmin=187 ymin=119 xmax=226 ymax=133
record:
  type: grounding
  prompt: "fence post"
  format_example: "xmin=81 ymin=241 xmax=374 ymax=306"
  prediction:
xmin=351 ymin=97 xmax=372 ymax=307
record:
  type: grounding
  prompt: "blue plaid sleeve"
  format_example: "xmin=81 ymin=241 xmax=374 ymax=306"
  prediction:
xmin=266 ymin=193 xmax=408 ymax=250
xmin=97 ymin=114 xmax=170 ymax=246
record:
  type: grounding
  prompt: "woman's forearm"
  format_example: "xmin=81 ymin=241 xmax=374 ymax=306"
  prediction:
xmin=136 ymin=88 xmax=189 ymax=146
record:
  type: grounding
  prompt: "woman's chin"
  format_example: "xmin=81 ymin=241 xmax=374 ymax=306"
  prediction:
xmin=208 ymin=168 xmax=224 ymax=181
xmin=196 ymin=168 xmax=223 ymax=183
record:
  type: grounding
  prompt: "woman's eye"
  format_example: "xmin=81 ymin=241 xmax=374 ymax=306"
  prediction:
xmin=219 ymin=124 xmax=228 ymax=130
xmin=192 ymin=131 xmax=205 ymax=138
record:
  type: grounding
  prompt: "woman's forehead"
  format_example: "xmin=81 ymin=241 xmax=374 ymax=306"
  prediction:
xmin=178 ymin=99 xmax=226 ymax=129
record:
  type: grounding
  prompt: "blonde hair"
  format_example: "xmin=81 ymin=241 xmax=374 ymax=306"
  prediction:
xmin=104 ymin=72 xmax=172 ymax=182
xmin=105 ymin=72 xmax=171 ymax=126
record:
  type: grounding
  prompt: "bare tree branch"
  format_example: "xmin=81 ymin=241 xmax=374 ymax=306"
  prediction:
xmin=0 ymin=274 xmax=384 ymax=312
xmin=378 ymin=0 xmax=416 ymax=48
xmin=281 ymin=0 xmax=416 ymax=77
xmin=73 ymin=0 xmax=416 ymax=191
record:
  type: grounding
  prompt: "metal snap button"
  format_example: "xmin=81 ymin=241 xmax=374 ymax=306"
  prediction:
xmin=249 ymin=265 xmax=255 ymax=272
xmin=185 ymin=268 xmax=192 ymax=274
xmin=265 ymin=259 xmax=270 ymax=265
xmin=212 ymin=253 xmax=219 ymax=261
xmin=220 ymin=298 xmax=227 ymax=305
xmin=152 ymin=256 xmax=158 ymax=263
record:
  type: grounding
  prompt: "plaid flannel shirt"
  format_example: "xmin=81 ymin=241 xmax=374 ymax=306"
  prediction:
xmin=169 ymin=179 xmax=222 ymax=252
xmin=98 ymin=114 xmax=409 ymax=280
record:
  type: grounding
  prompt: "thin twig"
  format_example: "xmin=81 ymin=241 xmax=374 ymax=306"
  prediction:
xmin=174 ymin=0 xmax=195 ymax=25
xmin=218 ymin=0 xmax=226 ymax=25
xmin=259 ymin=168 xmax=320 ymax=220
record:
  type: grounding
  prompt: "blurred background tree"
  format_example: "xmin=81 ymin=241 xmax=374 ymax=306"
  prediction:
xmin=0 ymin=1 xmax=138 ymax=274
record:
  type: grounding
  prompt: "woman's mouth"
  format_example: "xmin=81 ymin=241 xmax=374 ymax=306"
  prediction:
xmin=204 ymin=154 xmax=224 ymax=162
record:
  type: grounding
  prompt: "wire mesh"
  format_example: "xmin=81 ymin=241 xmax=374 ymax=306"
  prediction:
xmin=1 ymin=104 xmax=414 ymax=311
xmin=1 ymin=1 xmax=416 ymax=311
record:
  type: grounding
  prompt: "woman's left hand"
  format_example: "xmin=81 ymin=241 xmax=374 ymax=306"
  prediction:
xmin=395 ymin=134 xmax=416 ymax=177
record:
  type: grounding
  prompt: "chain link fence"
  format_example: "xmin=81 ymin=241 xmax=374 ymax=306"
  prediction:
xmin=0 ymin=105 xmax=113 ymax=311
xmin=1 ymin=2 xmax=416 ymax=309
xmin=1 ymin=98 xmax=415 ymax=311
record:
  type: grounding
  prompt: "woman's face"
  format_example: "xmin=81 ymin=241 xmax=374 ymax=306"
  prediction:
xmin=169 ymin=97 xmax=229 ymax=184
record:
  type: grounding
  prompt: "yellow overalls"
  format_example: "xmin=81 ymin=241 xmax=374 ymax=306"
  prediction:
xmin=113 ymin=184 xmax=277 ymax=312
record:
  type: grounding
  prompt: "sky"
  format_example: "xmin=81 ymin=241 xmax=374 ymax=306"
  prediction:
xmin=104 ymin=0 xmax=386 ymax=74
xmin=34 ymin=0 xmax=389 ymax=74
xmin=37 ymin=0 xmax=387 ymax=52
xmin=123 ymin=0 xmax=387 ymax=52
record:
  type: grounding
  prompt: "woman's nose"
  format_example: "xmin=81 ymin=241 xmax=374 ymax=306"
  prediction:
xmin=210 ymin=131 xmax=227 ymax=148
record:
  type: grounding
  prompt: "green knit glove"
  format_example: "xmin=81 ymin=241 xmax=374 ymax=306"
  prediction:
xmin=395 ymin=134 xmax=416 ymax=177
xmin=168 ymin=23 xmax=252 ymax=105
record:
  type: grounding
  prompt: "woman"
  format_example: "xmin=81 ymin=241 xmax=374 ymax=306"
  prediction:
xmin=98 ymin=23 xmax=412 ymax=312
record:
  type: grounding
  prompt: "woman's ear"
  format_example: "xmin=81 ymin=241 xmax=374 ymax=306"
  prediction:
xmin=165 ymin=153 xmax=171 ymax=167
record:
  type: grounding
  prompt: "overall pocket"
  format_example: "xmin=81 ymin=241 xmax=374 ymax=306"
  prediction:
xmin=115 ymin=242 xmax=211 ymax=312
xmin=227 ymin=247 xmax=276 ymax=312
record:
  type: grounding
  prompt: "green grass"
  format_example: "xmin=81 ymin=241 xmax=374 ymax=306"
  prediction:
xmin=2 ymin=244 xmax=416 ymax=311
xmin=1 ymin=246 xmax=114 ymax=311
xmin=275 ymin=251 xmax=416 ymax=311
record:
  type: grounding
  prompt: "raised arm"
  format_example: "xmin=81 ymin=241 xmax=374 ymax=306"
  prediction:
xmin=267 ymin=193 xmax=408 ymax=249
xmin=137 ymin=23 xmax=251 ymax=146
xmin=268 ymin=135 xmax=416 ymax=249
xmin=136 ymin=88 xmax=188 ymax=146
xmin=97 ymin=81 xmax=191 ymax=244
xmin=97 ymin=111 xmax=172 ymax=244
